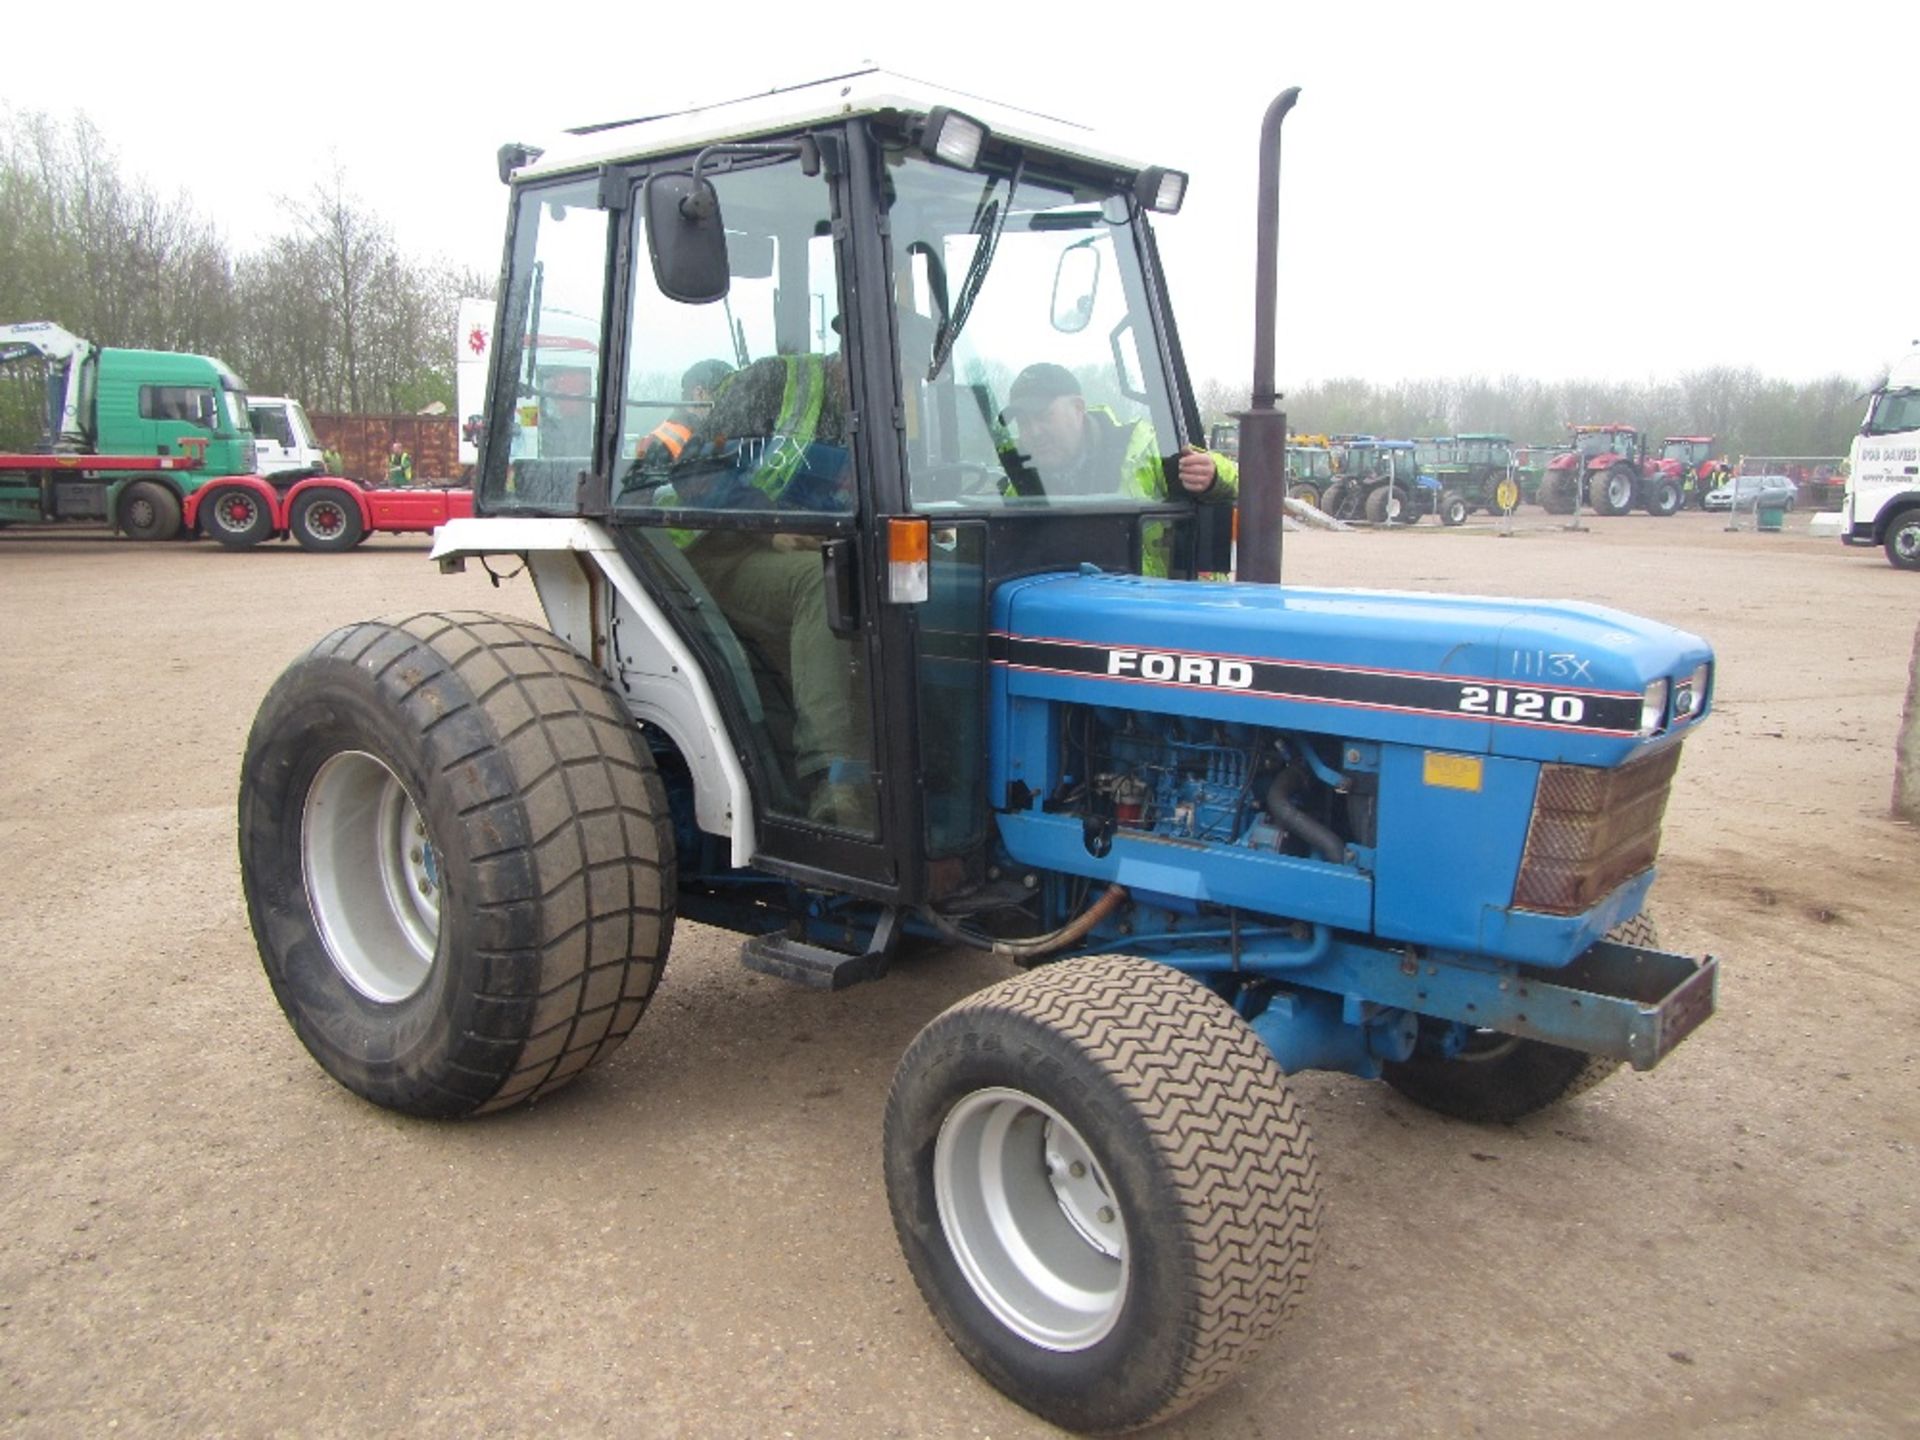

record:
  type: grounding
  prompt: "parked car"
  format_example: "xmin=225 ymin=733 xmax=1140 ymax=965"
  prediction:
xmin=1704 ymin=474 xmax=1797 ymax=512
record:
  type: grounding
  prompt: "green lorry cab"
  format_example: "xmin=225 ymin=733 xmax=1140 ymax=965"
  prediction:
xmin=0 ymin=323 xmax=255 ymax=539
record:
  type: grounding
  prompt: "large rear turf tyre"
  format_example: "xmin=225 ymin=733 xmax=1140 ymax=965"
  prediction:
xmin=1381 ymin=913 xmax=1660 ymax=1122
xmin=240 ymin=612 xmax=675 ymax=1117
xmin=883 ymin=956 xmax=1321 ymax=1433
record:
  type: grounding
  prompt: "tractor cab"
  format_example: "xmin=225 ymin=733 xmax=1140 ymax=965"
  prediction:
xmin=469 ymin=70 xmax=1226 ymax=904
xmin=1571 ymin=424 xmax=1642 ymax=466
xmin=1661 ymin=436 xmax=1715 ymax=470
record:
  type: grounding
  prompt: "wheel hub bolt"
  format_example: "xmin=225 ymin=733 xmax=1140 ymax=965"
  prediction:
xmin=1098 ymin=1206 xmax=1115 ymax=1225
xmin=418 ymin=877 xmax=433 ymax=895
xmin=1070 ymin=1161 xmax=1086 ymax=1179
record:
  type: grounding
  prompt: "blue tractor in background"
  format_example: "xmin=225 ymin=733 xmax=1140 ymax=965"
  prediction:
xmin=236 ymin=74 xmax=1717 ymax=1433
xmin=1320 ymin=436 xmax=1459 ymax=525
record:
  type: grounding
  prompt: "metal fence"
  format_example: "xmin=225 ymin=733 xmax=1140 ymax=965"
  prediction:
xmin=1737 ymin=455 xmax=1847 ymax=510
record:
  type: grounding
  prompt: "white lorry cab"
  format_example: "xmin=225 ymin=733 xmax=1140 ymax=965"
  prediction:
xmin=247 ymin=396 xmax=326 ymax=479
xmin=1845 ymin=347 xmax=1920 ymax=569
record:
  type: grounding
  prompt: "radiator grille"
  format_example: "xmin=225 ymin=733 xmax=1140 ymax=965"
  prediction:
xmin=1512 ymin=744 xmax=1682 ymax=914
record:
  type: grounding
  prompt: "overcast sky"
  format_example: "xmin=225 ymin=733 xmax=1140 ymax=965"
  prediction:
xmin=8 ymin=1 xmax=1916 ymax=390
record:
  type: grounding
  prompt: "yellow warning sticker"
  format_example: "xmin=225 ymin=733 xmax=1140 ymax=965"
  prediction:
xmin=1423 ymin=752 xmax=1484 ymax=792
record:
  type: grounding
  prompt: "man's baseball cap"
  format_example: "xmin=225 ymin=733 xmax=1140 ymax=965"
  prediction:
xmin=1004 ymin=363 xmax=1082 ymax=419
xmin=682 ymin=359 xmax=734 ymax=396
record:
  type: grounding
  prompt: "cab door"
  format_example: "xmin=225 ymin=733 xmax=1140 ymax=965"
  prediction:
xmin=478 ymin=138 xmax=904 ymax=894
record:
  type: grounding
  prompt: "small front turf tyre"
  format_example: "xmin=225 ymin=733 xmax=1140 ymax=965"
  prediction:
xmin=119 ymin=480 xmax=183 ymax=541
xmin=1885 ymin=509 xmax=1920 ymax=570
xmin=1440 ymin=492 xmax=1469 ymax=527
xmin=1643 ymin=477 xmax=1682 ymax=517
xmin=884 ymin=956 xmax=1321 ymax=1433
xmin=1381 ymin=913 xmax=1660 ymax=1122
xmin=290 ymin=488 xmax=365 ymax=551
xmin=201 ymin=485 xmax=274 ymax=547
xmin=240 ymin=612 xmax=676 ymax=1117
xmin=1287 ymin=481 xmax=1322 ymax=510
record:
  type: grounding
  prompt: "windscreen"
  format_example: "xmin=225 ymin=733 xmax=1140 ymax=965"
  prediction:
xmin=1865 ymin=388 xmax=1920 ymax=436
xmin=884 ymin=150 xmax=1183 ymax=511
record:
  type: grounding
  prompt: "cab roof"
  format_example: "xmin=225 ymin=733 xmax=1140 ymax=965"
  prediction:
xmin=511 ymin=66 xmax=1154 ymax=183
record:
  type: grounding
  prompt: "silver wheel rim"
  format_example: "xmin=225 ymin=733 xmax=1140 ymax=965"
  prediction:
xmin=933 ymin=1087 xmax=1129 ymax=1351
xmin=301 ymin=751 xmax=441 ymax=1003
xmin=1897 ymin=526 xmax=1920 ymax=562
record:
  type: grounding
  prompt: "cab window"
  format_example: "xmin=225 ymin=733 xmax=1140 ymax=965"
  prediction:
xmin=480 ymin=177 xmax=610 ymax=511
xmin=140 ymin=386 xmax=215 ymax=427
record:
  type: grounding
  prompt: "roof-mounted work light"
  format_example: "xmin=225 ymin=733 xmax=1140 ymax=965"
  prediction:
xmin=918 ymin=107 xmax=988 ymax=169
xmin=1134 ymin=166 xmax=1188 ymax=214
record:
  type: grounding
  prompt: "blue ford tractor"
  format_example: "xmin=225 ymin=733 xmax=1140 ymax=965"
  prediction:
xmin=238 ymin=73 xmax=1717 ymax=1434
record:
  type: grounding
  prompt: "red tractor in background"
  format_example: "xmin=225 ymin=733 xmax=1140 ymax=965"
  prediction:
xmin=1538 ymin=424 xmax=1682 ymax=517
xmin=1652 ymin=435 xmax=1731 ymax=509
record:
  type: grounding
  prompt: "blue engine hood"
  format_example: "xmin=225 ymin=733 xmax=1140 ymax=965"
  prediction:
xmin=990 ymin=571 xmax=1712 ymax=765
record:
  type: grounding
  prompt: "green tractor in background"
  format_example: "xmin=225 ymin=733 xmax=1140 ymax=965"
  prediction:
xmin=1420 ymin=433 xmax=1520 ymax=515
xmin=1208 ymin=422 xmax=1337 ymax=510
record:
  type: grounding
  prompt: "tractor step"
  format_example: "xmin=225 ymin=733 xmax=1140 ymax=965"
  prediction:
xmin=740 ymin=908 xmax=901 ymax=991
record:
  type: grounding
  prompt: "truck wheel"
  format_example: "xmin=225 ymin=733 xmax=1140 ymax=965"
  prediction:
xmin=1885 ymin=509 xmax=1920 ymax=570
xmin=1643 ymin=477 xmax=1682 ymax=517
xmin=291 ymin=489 xmax=365 ymax=551
xmin=119 ymin=481 xmax=183 ymax=542
xmin=239 ymin=612 xmax=676 ymax=1117
xmin=1440 ymin=492 xmax=1469 ymax=527
xmin=201 ymin=486 xmax=273 ymax=547
xmin=1381 ymin=914 xmax=1658 ymax=1122
xmin=884 ymin=956 xmax=1321 ymax=1433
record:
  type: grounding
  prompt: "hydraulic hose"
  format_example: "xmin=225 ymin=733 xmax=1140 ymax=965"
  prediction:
xmin=1264 ymin=773 xmax=1346 ymax=862
xmin=923 ymin=883 xmax=1129 ymax=961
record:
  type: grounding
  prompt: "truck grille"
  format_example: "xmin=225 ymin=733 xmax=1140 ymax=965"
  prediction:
xmin=1512 ymin=745 xmax=1682 ymax=915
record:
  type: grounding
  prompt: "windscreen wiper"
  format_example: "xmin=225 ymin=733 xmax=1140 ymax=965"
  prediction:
xmin=927 ymin=159 xmax=1024 ymax=382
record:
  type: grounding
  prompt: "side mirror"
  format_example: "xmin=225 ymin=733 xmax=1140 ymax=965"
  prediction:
xmin=645 ymin=173 xmax=730 ymax=305
xmin=1050 ymin=240 xmax=1100 ymax=333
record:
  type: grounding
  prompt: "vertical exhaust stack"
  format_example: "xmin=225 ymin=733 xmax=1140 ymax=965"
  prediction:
xmin=1234 ymin=87 xmax=1301 ymax=586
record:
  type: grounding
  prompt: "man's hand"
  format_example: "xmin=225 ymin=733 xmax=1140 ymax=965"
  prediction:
xmin=1177 ymin=445 xmax=1218 ymax=493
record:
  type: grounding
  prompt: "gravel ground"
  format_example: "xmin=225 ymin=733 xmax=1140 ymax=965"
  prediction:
xmin=1 ymin=508 xmax=1914 ymax=1438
